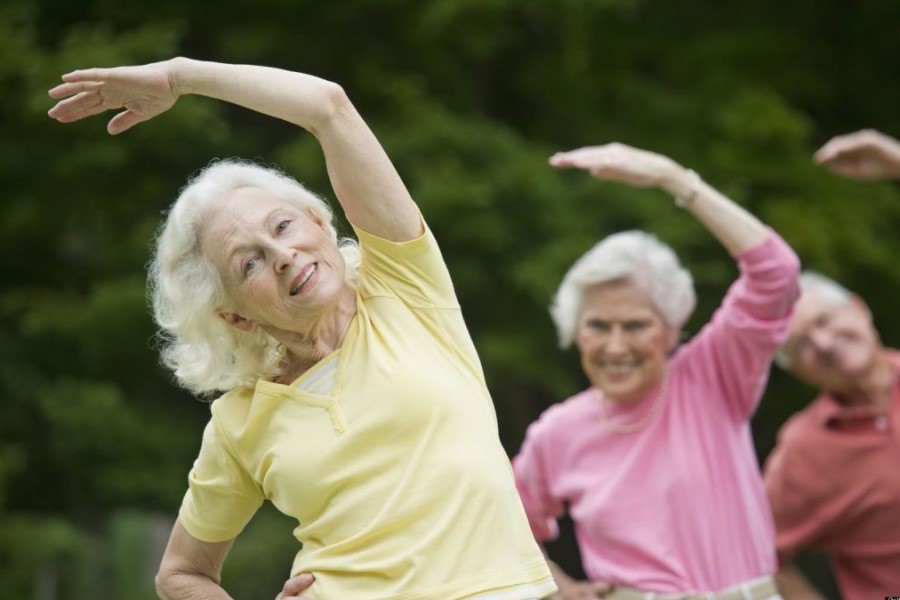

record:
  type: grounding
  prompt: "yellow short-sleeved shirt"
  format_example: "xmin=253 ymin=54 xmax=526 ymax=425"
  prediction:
xmin=179 ymin=223 xmax=555 ymax=600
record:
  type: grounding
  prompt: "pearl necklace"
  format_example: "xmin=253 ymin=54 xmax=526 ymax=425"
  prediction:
xmin=597 ymin=370 xmax=668 ymax=434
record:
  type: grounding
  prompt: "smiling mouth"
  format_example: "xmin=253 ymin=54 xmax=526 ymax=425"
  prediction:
xmin=602 ymin=364 xmax=636 ymax=375
xmin=290 ymin=264 xmax=317 ymax=296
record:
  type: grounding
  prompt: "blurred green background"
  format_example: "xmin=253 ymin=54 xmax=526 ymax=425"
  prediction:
xmin=2 ymin=0 xmax=899 ymax=597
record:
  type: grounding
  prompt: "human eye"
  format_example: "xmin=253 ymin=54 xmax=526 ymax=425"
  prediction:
xmin=585 ymin=319 xmax=610 ymax=332
xmin=275 ymin=219 xmax=292 ymax=235
xmin=241 ymin=255 xmax=259 ymax=276
xmin=624 ymin=320 xmax=648 ymax=332
xmin=813 ymin=313 xmax=831 ymax=327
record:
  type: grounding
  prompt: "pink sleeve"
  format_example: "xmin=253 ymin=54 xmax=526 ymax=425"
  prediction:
xmin=678 ymin=231 xmax=800 ymax=422
xmin=512 ymin=420 xmax=563 ymax=543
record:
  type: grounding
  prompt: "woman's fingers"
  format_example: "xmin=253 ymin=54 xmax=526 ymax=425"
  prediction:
xmin=550 ymin=146 xmax=611 ymax=168
xmin=106 ymin=110 xmax=144 ymax=135
xmin=61 ymin=68 xmax=113 ymax=83
xmin=48 ymin=79 xmax=104 ymax=100
xmin=550 ymin=143 xmax=646 ymax=171
xmin=49 ymin=63 xmax=178 ymax=133
xmin=551 ymin=143 xmax=676 ymax=190
xmin=276 ymin=573 xmax=315 ymax=599
xmin=48 ymin=90 xmax=106 ymax=122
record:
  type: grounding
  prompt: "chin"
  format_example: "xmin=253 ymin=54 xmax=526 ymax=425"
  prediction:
xmin=599 ymin=383 xmax=645 ymax=404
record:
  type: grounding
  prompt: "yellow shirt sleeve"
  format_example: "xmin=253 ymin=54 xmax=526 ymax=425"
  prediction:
xmin=178 ymin=409 xmax=265 ymax=542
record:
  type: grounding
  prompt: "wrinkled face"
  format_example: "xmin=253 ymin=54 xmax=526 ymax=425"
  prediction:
xmin=784 ymin=291 xmax=879 ymax=391
xmin=200 ymin=186 xmax=347 ymax=335
xmin=575 ymin=279 xmax=678 ymax=405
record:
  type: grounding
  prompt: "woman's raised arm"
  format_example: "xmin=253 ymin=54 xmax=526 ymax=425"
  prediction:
xmin=550 ymin=142 xmax=769 ymax=255
xmin=48 ymin=57 xmax=421 ymax=242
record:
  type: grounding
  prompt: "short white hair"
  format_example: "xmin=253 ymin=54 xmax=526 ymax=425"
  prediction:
xmin=550 ymin=230 xmax=695 ymax=348
xmin=148 ymin=158 xmax=360 ymax=396
xmin=773 ymin=270 xmax=852 ymax=369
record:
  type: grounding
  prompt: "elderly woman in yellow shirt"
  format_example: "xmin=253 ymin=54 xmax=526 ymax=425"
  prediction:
xmin=48 ymin=57 xmax=555 ymax=600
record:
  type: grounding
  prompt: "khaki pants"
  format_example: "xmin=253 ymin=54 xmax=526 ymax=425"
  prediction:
xmin=605 ymin=576 xmax=780 ymax=600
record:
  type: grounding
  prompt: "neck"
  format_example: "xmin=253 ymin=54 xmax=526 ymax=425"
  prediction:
xmin=276 ymin=287 xmax=357 ymax=379
xmin=832 ymin=350 xmax=894 ymax=409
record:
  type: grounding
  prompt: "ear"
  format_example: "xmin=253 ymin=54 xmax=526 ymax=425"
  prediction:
xmin=217 ymin=310 xmax=256 ymax=332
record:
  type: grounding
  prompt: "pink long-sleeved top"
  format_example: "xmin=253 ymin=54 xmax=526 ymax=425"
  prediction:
xmin=513 ymin=232 xmax=800 ymax=593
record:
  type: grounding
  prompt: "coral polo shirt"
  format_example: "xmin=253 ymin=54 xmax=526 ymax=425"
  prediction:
xmin=764 ymin=351 xmax=900 ymax=600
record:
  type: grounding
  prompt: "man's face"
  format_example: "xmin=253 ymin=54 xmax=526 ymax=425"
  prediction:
xmin=784 ymin=291 xmax=880 ymax=392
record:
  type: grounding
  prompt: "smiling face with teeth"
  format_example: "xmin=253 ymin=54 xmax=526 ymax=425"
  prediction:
xmin=575 ymin=278 xmax=679 ymax=405
xmin=200 ymin=186 xmax=351 ymax=337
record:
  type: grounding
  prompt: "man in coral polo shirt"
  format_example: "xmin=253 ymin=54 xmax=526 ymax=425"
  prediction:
xmin=764 ymin=129 xmax=900 ymax=600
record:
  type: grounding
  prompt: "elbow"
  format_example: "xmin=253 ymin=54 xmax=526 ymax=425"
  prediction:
xmin=311 ymin=81 xmax=356 ymax=133
xmin=768 ymin=233 xmax=803 ymax=300
xmin=155 ymin=559 xmax=223 ymax=599
xmin=155 ymin=567 xmax=176 ymax=600
xmin=781 ymin=232 xmax=802 ymax=276
xmin=321 ymin=81 xmax=353 ymax=121
xmin=771 ymin=231 xmax=802 ymax=280
xmin=786 ymin=246 xmax=802 ymax=279
xmin=785 ymin=250 xmax=802 ymax=305
xmin=155 ymin=564 xmax=212 ymax=600
xmin=322 ymin=80 xmax=350 ymax=112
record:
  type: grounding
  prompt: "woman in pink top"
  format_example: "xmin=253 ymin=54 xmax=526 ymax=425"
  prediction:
xmin=513 ymin=143 xmax=801 ymax=600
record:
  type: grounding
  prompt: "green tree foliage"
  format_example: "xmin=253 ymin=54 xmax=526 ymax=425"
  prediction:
xmin=2 ymin=0 xmax=898 ymax=597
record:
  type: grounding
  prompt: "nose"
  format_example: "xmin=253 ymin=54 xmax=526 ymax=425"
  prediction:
xmin=272 ymin=243 xmax=296 ymax=273
xmin=605 ymin=326 xmax=628 ymax=353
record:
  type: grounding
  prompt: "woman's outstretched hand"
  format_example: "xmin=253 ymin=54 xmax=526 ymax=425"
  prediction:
xmin=48 ymin=60 xmax=180 ymax=134
xmin=814 ymin=129 xmax=900 ymax=181
xmin=550 ymin=142 xmax=687 ymax=196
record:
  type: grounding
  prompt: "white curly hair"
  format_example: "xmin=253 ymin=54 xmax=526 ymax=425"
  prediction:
xmin=148 ymin=158 xmax=360 ymax=396
xmin=550 ymin=230 xmax=695 ymax=348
